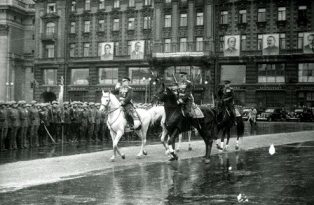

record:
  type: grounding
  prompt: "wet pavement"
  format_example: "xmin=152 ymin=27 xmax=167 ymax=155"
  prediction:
xmin=1 ymin=121 xmax=314 ymax=165
xmin=1 ymin=141 xmax=313 ymax=204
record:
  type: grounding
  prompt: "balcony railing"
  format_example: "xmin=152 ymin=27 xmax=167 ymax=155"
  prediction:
xmin=152 ymin=41 xmax=214 ymax=55
xmin=41 ymin=33 xmax=57 ymax=41
xmin=0 ymin=0 xmax=34 ymax=11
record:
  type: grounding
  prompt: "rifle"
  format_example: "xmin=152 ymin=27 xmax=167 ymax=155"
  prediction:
xmin=172 ymin=73 xmax=178 ymax=84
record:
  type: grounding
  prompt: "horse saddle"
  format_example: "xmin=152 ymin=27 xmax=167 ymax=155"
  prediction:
xmin=190 ymin=103 xmax=204 ymax=119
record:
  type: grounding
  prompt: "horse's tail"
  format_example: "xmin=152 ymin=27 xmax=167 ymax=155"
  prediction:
xmin=148 ymin=106 xmax=165 ymax=126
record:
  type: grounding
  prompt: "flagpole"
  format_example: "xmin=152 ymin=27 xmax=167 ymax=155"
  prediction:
xmin=58 ymin=76 xmax=64 ymax=154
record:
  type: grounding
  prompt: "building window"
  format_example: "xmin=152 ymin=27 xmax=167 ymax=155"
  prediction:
xmin=219 ymin=36 xmax=224 ymax=51
xmin=43 ymin=69 xmax=57 ymax=85
xmin=164 ymin=15 xmax=171 ymax=27
xmin=70 ymin=22 xmax=76 ymax=33
xmin=258 ymin=8 xmax=266 ymax=22
xmin=47 ymin=3 xmax=56 ymax=14
xmin=99 ymin=68 xmax=118 ymax=84
xmin=164 ymin=39 xmax=171 ymax=52
xmin=258 ymin=64 xmax=285 ymax=83
xmin=128 ymin=18 xmax=135 ymax=30
xmin=98 ymin=20 xmax=105 ymax=31
xmin=113 ymin=18 xmax=119 ymax=31
xmin=71 ymin=1 xmax=76 ymax=12
xmin=129 ymin=0 xmax=135 ymax=7
xmin=114 ymin=42 xmax=119 ymax=56
xmin=299 ymin=63 xmax=314 ymax=83
xmin=144 ymin=16 xmax=151 ymax=29
xmin=180 ymin=13 xmax=187 ymax=27
xmin=196 ymin=12 xmax=203 ymax=26
xmin=99 ymin=0 xmax=105 ymax=9
xmin=129 ymin=67 xmax=150 ymax=85
xmin=83 ymin=43 xmax=90 ymax=57
xmin=279 ymin=33 xmax=286 ymax=49
xmin=46 ymin=22 xmax=55 ymax=35
xmin=239 ymin=10 xmax=247 ymax=23
xmin=144 ymin=0 xmax=152 ymax=6
xmin=85 ymin=0 xmax=90 ymax=10
xmin=145 ymin=40 xmax=151 ymax=54
xmin=114 ymin=0 xmax=120 ymax=8
xmin=165 ymin=0 xmax=171 ymax=3
xmin=70 ymin=43 xmax=76 ymax=57
xmin=180 ymin=38 xmax=187 ymax=52
xmin=196 ymin=37 xmax=203 ymax=51
xmin=298 ymin=33 xmax=304 ymax=49
xmin=278 ymin=7 xmax=286 ymax=21
xmin=71 ymin=69 xmax=89 ymax=85
xmin=298 ymin=6 xmax=307 ymax=20
xmin=220 ymin=11 xmax=228 ymax=24
xmin=45 ymin=44 xmax=55 ymax=58
xmin=221 ymin=65 xmax=246 ymax=84
xmin=241 ymin=35 xmax=247 ymax=50
xmin=258 ymin=34 xmax=263 ymax=50
xmin=84 ymin=21 xmax=90 ymax=33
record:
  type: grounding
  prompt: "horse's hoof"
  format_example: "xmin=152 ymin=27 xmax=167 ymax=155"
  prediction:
xmin=110 ymin=157 xmax=115 ymax=162
xmin=176 ymin=149 xmax=180 ymax=152
xmin=235 ymin=145 xmax=239 ymax=150
xmin=143 ymin=150 xmax=147 ymax=156
xmin=217 ymin=145 xmax=223 ymax=150
xmin=121 ymin=154 xmax=125 ymax=160
xmin=169 ymin=156 xmax=178 ymax=161
xmin=165 ymin=150 xmax=170 ymax=155
xmin=188 ymin=147 xmax=192 ymax=151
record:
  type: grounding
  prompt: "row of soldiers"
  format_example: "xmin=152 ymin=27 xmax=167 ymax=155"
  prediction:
xmin=0 ymin=100 xmax=110 ymax=151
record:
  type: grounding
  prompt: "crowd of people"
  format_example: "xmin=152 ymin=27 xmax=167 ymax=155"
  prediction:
xmin=0 ymin=100 xmax=110 ymax=151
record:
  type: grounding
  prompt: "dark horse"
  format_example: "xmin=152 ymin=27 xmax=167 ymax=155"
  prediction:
xmin=216 ymin=102 xmax=244 ymax=150
xmin=155 ymin=84 xmax=217 ymax=163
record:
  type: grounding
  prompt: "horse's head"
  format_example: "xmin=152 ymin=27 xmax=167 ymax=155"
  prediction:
xmin=100 ymin=90 xmax=120 ymax=111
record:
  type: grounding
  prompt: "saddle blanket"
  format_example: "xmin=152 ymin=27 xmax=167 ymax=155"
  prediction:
xmin=190 ymin=103 xmax=204 ymax=118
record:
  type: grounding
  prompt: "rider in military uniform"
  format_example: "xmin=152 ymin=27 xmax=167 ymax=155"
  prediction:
xmin=177 ymin=72 xmax=196 ymax=118
xmin=115 ymin=77 xmax=141 ymax=130
xmin=222 ymin=80 xmax=236 ymax=122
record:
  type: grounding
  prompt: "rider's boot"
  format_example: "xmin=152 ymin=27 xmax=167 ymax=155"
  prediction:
xmin=131 ymin=120 xmax=141 ymax=130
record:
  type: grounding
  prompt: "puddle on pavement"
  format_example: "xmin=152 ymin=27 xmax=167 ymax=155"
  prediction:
xmin=1 ymin=141 xmax=314 ymax=204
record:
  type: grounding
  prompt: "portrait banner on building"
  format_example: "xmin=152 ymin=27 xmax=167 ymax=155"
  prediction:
xmin=303 ymin=32 xmax=314 ymax=54
xmin=100 ymin=42 xmax=114 ymax=61
xmin=224 ymin=35 xmax=240 ymax=56
xmin=262 ymin=34 xmax=279 ymax=55
xmin=130 ymin=40 xmax=145 ymax=60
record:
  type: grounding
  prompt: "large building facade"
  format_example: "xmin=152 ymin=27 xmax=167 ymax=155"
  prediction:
xmin=33 ymin=0 xmax=314 ymax=109
xmin=33 ymin=0 xmax=214 ymax=104
xmin=214 ymin=0 xmax=314 ymax=109
xmin=0 ymin=0 xmax=35 ymax=102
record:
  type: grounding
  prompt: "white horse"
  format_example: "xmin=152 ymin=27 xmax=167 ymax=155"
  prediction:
xmin=100 ymin=91 xmax=165 ymax=161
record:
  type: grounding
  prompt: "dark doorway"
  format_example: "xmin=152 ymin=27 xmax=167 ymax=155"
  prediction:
xmin=41 ymin=91 xmax=57 ymax=103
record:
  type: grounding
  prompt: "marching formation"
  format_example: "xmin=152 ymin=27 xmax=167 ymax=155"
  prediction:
xmin=0 ymin=100 xmax=109 ymax=151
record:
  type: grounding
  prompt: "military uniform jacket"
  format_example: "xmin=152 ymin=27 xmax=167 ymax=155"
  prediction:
xmin=80 ymin=109 xmax=89 ymax=126
xmin=64 ymin=108 xmax=71 ymax=124
xmin=222 ymin=87 xmax=234 ymax=105
xmin=19 ymin=108 xmax=29 ymax=128
xmin=117 ymin=85 xmax=134 ymax=106
xmin=95 ymin=110 xmax=101 ymax=125
xmin=9 ymin=108 xmax=21 ymax=127
xmin=29 ymin=107 xmax=40 ymax=126
xmin=178 ymin=80 xmax=193 ymax=103
xmin=88 ymin=108 xmax=96 ymax=124
xmin=51 ymin=108 xmax=61 ymax=124
xmin=0 ymin=108 xmax=8 ymax=128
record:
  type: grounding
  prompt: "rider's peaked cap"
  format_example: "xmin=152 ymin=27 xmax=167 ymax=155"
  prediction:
xmin=224 ymin=80 xmax=231 ymax=84
xmin=179 ymin=71 xmax=188 ymax=75
xmin=122 ymin=77 xmax=131 ymax=82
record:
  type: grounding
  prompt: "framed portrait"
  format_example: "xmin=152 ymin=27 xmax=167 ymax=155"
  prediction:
xmin=130 ymin=40 xmax=145 ymax=60
xmin=100 ymin=42 xmax=114 ymax=61
xmin=303 ymin=32 xmax=314 ymax=54
xmin=262 ymin=34 xmax=279 ymax=55
xmin=224 ymin=35 xmax=240 ymax=56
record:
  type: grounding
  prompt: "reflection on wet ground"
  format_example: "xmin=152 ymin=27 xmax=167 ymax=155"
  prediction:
xmin=1 ymin=141 xmax=314 ymax=204
xmin=1 ymin=122 xmax=314 ymax=165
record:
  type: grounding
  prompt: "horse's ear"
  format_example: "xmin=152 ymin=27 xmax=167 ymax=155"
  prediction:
xmin=102 ymin=89 xmax=105 ymax=95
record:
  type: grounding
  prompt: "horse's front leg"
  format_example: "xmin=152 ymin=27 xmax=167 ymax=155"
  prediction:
xmin=204 ymin=140 xmax=213 ymax=164
xmin=160 ymin=126 xmax=169 ymax=154
xmin=188 ymin=130 xmax=192 ymax=151
xmin=168 ymin=129 xmax=179 ymax=161
xmin=176 ymin=133 xmax=183 ymax=152
xmin=110 ymin=130 xmax=116 ymax=162
xmin=112 ymin=130 xmax=125 ymax=161
xmin=136 ymin=128 xmax=148 ymax=158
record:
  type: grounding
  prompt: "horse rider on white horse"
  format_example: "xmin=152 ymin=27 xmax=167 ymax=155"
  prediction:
xmin=114 ymin=77 xmax=141 ymax=130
